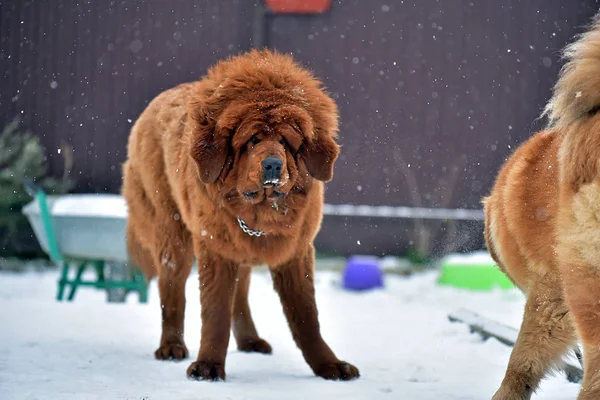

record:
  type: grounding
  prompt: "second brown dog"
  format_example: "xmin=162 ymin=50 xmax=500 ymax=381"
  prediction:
xmin=484 ymin=13 xmax=600 ymax=400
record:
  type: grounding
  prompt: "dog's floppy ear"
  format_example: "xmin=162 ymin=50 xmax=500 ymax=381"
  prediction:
xmin=190 ymin=126 xmax=229 ymax=184
xmin=188 ymin=98 xmax=230 ymax=184
xmin=301 ymin=132 xmax=340 ymax=182
xmin=298 ymin=89 xmax=340 ymax=182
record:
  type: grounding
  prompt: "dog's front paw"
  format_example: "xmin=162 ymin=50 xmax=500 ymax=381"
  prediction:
xmin=237 ymin=337 xmax=273 ymax=354
xmin=314 ymin=360 xmax=360 ymax=381
xmin=187 ymin=360 xmax=226 ymax=381
xmin=154 ymin=341 xmax=188 ymax=361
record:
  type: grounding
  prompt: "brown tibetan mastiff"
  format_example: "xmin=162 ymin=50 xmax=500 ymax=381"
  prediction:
xmin=484 ymin=13 xmax=600 ymax=400
xmin=121 ymin=49 xmax=359 ymax=381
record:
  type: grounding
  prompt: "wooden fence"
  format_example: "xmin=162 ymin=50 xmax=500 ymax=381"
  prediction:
xmin=1 ymin=0 xmax=598 ymax=255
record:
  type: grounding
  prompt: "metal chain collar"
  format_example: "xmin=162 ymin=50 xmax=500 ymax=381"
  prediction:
xmin=237 ymin=217 xmax=265 ymax=237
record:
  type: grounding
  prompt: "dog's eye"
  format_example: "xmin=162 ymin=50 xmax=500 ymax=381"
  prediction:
xmin=250 ymin=136 xmax=261 ymax=145
xmin=279 ymin=139 xmax=285 ymax=145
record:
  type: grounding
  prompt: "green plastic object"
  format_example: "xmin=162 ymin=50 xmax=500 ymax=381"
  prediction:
xmin=437 ymin=252 xmax=515 ymax=291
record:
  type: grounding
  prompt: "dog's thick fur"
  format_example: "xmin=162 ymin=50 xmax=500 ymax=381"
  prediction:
xmin=484 ymin=13 xmax=600 ymax=400
xmin=122 ymin=49 xmax=359 ymax=381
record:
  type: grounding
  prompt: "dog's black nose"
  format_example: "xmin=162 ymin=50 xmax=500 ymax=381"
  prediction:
xmin=262 ymin=157 xmax=283 ymax=183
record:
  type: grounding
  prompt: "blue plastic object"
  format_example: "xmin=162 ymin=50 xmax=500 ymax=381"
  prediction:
xmin=342 ymin=256 xmax=384 ymax=291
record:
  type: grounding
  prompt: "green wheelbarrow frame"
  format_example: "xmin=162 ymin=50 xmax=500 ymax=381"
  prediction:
xmin=24 ymin=180 xmax=149 ymax=303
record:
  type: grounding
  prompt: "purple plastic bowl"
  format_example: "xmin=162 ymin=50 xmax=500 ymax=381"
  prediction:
xmin=342 ymin=256 xmax=384 ymax=291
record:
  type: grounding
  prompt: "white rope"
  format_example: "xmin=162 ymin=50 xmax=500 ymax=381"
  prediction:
xmin=322 ymin=203 xmax=485 ymax=221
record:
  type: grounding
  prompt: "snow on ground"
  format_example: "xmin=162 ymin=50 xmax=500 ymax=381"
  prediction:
xmin=0 ymin=268 xmax=579 ymax=400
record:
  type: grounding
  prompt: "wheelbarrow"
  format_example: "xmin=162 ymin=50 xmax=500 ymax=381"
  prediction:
xmin=21 ymin=180 xmax=148 ymax=303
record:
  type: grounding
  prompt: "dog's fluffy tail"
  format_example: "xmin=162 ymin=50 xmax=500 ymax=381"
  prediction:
xmin=544 ymin=13 xmax=600 ymax=130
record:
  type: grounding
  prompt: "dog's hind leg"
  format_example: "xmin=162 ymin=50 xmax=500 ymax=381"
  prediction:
xmin=231 ymin=266 xmax=272 ymax=354
xmin=129 ymin=209 xmax=193 ymax=361
xmin=123 ymin=161 xmax=194 ymax=361
xmin=492 ymin=276 xmax=576 ymax=400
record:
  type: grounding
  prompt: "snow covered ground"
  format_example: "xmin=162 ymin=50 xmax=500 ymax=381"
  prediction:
xmin=0 ymin=267 xmax=579 ymax=400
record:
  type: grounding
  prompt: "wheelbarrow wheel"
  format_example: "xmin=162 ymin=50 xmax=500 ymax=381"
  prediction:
xmin=105 ymin=261 xmax=129 ymax=303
